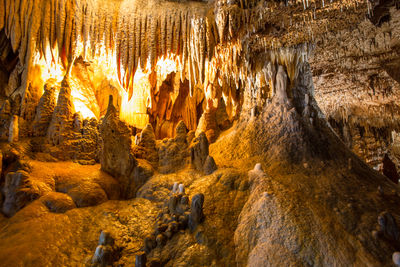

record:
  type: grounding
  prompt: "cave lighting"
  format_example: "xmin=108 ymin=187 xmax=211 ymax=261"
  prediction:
xmin=33 ymin=41 xmax=179 ymax=127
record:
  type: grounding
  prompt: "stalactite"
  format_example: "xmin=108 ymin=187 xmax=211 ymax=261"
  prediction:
xmin=166 ymin=14 xmax=172 ymax=60
xmin=127 ymin=14 xmax=135 ymax=92
xmin=56 ymin=0 xmax=66 ymax=60
xmin=41 ymin=0 xmax=51 ymax=62
xmin=7 ymin=0 xmax=13 ymax=36
xmin=121 ymin=16 xmax=129 ymax=86
xmin=0 ymin=0 xmax=365 ymax=118
xmin=10 ymin=0 xmax=21 ymax=53
xmin=64 ymin=0 xmax=73 ymax=62
xmin=206 ymin=18 xmax=215 ymax=61
xmin=149 ymin=16 xmax=157 ymax=71
xmin=82 ymin=0 xmax=91 ymax=59
xmin=0 ymin=0 xmax=4 ymax=31
xmin=140 ymin=15 xmax=148 ymax=71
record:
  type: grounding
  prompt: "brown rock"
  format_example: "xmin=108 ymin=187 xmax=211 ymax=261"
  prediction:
xmin=383 ymin=154 xmax=399 ymax=184
xmin=158 ymin=121 xmax=190 ymax=173
xmin=47 ymin=77 xmax=75 ymax=146
xmin=378 ymin=211 xmax=400 ymax=243
xmin=134 ymin=123 xmax=158 ymax=167
xmin=196 ymin=110 xmax=219 ymax=143
xmin=2 ymin=171 xmax=46 ymax=217
xmin=203 ymin=155 xmax=217 ymax=175
xmin=188 ymin=193 xmax=205 ymax=232
xmin=174 ymin=120 xmax=187 ymax=144
xmin=190 ymin=132 xmax=209 ymax=172
xmin=41 ymin=192 xmax=76 ymax=213
xmin=135 ymin=252 xmax=147 ymax=267
xmin=144 ymin=235 xmax=157 ymax=253
xmin=33 ymin=79 xmax=57 ymax=136
xmin=66 ymin=181 xmax=108 ymax=208
xmin=99 ymin=96 xmax=137 ymax=198
xmin=8 ymin=115 xmax=18 ymax=142
xmin=0 ymin=100 xmax=12 ymax=139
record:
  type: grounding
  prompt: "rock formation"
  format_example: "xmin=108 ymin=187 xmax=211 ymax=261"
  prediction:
xmin=8 ymin=115 xmax=18 ymax=142
xmin=33 ymin=79 xmax=57 ymax=136
xmin=99 ymin=96 xmax=137 ymax=198
xmin=91 ymin=231 xmax=120 ymax=267
xmin=190 ymin=132 xmax=209 ymax=172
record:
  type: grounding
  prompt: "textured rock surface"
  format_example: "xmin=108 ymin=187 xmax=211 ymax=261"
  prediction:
xmin=33 ymin=79 xmax=57 ymax=137
xmin=133 ymin=124 xmax=158 ymax=168
xmin=99 ymin=97 xmax=136 ymax=197
xmin=203 ymin=155 xmax=217 ymax=175
xmin=190 ymin=132 xmax=209 ymax=172
xmin=8 ymin=115 xmax=18 ymax=142
xmin=2 ymin=171 xmax=45 ymax=217
xmin=188 ymin=193 xmax=204 ymax=232
xmin=0 ymin=154 xmax=120 ymax=216
xmin=100 ymin=97 xmax=155 ymax=199
xmin=47 ymin=78 xmax=75 ymax=146
xmin=91 ymin=231 xmax=120 ymax=267
xmin=41 ymin=192 xmax=76 ymax=213
xmin=157 ymin=121 xmax=190 ymax=174
xmin=311 ymin=6 xmax=400 ymax=172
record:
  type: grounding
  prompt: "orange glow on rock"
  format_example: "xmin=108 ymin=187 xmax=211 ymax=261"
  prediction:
xmin=32 ymin=45 xmax=179 ymax=127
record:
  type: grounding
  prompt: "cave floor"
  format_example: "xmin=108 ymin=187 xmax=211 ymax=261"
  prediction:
xmin=0 ymin=158 xmax=249 ymax=266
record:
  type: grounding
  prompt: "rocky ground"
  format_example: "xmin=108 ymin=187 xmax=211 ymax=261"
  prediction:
xmin=1 ymin=87 xmax=400 ymax=266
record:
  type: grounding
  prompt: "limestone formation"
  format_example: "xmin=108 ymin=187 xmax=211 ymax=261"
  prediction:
xmin=100 ymin=96 xmax=155 ymax=199
xmin=99 ymin=96 xmax=137 ymax=198
xmin=67 ymin=181 xmax=108 ymax=208
xmin=8 ymin=115 xmax=18 ymax=142
xmin=33 ymin=79 xmax=57 ymax=136
xmin=178 ymin=184 xmax=185 ymax=194
xmin=91 ymin=231 xmax=119 ymax=267
xmin=172 ymin=182 xmax=179 ymax=194
xmin=144 ymin=187 xmax=204 ymax=257
xmin=378 ymin=211 xmax=400 ymax=243
xmin=190 ymin=132 xmax=209 ymax=172
xmin=188 ymin=193 xmax=205 ymax=232
xmin=133 ymin=123 xmax=158 ymax=168
xmin=1 ymin=0 xmax=400 ymax=266
xmin=47 ymin=78 xmax=75 ymax=146
xmin=2 ymin=171 xmax=49 ymax=217
xmin=203 ymin=155 xmax=217 ymax=175
xmin=41 ymin=192 xmax=76 ymax=213
xmin=274 ymin=65 xmax=289 ymax=105
xmin=158 ymin=121 xmax=190 ymax=173
xmin=135 ymin=253 xmax=147 ymax=267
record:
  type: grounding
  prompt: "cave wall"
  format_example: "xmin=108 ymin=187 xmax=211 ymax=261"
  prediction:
xmin=311 ymin=4 xmax=400 ymax=174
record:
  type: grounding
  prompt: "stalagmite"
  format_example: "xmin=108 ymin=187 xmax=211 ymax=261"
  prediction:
xmin=178 ymin=184 xmax=185 ymax=194
xmin=275 ymin=65 xmax=289 ymax=105
xmin=8 ymin=115 xmax=19 ymax=142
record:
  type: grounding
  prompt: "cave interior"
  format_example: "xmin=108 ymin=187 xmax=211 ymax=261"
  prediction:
xmin=1 ymin=0 xmax=400 ymax=266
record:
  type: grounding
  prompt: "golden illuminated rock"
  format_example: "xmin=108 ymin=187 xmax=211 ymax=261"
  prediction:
xmin=0 ymin=0 xmax=400 ymax=266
